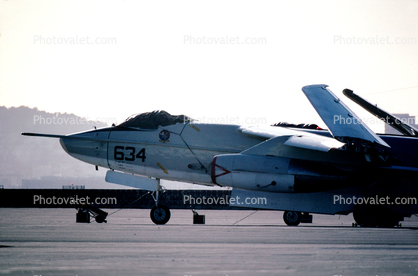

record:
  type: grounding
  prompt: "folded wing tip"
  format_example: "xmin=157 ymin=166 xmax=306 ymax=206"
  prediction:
xmin=302 ymin=84 xmax=329 ymax=92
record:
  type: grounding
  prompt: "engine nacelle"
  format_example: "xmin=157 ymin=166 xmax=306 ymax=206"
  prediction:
xmin=211 ymin=154 xmax=349 ymax=193
xmin=211 ymin=154 xmax=295 ymax=192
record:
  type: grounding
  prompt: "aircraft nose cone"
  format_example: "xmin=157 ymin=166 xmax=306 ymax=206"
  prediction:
xmin=59 ymin=137 xmax=94 ymax=162
xmin=58 ymin=131 xmax=110 ymax=168
xmin=59 ymin=138 xmax=70 ymax=155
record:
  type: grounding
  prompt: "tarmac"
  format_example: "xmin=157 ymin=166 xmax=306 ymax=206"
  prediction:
xmin=1 ymin=208 xmax=418 ymax=276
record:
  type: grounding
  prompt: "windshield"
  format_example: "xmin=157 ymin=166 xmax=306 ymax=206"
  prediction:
xmin=117 ymin=110 xmax=191 ymax=129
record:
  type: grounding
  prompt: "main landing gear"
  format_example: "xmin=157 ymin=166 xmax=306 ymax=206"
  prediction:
xmin=352 ymin=203 xmax=402 ymax=228
xmin=149 ymin=179 xmax=171 ymax=225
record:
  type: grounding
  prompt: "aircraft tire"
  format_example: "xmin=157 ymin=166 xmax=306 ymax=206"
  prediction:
xmin=375 ymin=211 xmax=401 ymax=228
xmin=353 ymin=203 xmax=400 ymax=228
xmin=353 ymin=203 xmax=377 ymax=227
xmin=283 ymin=211 xmax=301 ymax=226
xmin=150 ymin=204 xmax=171 ymax=225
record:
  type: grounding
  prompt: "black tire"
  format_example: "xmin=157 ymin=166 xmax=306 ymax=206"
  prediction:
xmin=353 ymin=203 xmax=400 ymax=228
xmin=353 ymin=203 xmax=377 ymax=227
xmin=283 ymin=211 xmax=301 ymax=226
xmin=376 ymin=218 xmax=400 ymax=228
xmin=150 ymin=205 xmax=171 ymax=225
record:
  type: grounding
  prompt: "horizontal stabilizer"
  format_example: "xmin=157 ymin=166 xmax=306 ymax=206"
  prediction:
xmin=302 ymin=85 xmax=390 ymax=148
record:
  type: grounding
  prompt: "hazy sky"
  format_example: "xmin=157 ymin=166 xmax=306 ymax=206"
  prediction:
xmin=2 ymin=0 xmax=418 ymax=133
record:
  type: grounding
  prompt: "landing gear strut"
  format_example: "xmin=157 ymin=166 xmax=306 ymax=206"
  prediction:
xmin=149 ymin=179 xmax=171 ymax=225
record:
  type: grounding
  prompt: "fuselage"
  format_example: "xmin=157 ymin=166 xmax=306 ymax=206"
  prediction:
xmin=59 ymin=122 xmax=265 ymax=185
xmin=59 ymin=121 xmax=418 ymax=191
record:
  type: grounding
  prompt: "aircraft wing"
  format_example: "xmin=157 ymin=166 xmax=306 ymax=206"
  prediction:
xmin=239 ymin=125 xmax=345 ymax=152
xmin=343 ymin=89 xmax=418 ymax=137
xmin=302 ymin=84 xmax=390 ymax=148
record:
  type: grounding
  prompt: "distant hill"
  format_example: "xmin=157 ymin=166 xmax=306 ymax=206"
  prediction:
xmin=0 ymin=106 xmax=120 ymax=188
xmin=0 ymin=106 xmax=223 ymax=190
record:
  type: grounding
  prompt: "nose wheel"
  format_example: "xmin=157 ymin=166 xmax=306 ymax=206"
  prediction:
xmin=283 ymin=211 xmax=313 ymax=226
xmin=150 ymin=204 xmax=171 ymax=225
xmin=149 ymin=179 xmax=171 ymax=225
xmin=283 ymin=211 xmax=302 ymax=226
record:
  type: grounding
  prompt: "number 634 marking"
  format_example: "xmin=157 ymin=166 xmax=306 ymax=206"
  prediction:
xmin=114 ymin=146 xmax=146 ymax=162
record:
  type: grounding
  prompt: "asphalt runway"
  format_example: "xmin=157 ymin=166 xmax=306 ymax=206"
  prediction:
xmin=1 ymin=208 xmax=418 ymax=276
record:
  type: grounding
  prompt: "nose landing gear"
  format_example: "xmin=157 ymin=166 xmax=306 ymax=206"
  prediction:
xmin=283 ymin=211 xmax=313 ymax=226
xmin=149 ymin=179 xmax=171 ymax=225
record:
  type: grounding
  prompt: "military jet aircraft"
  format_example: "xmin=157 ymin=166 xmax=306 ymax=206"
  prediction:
xmin=22 ymin=84 xmax=418 ymax=227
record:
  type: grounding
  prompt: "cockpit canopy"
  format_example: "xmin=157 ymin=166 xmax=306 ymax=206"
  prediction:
xmin=117 ymin=110 xmax=191 ymax=129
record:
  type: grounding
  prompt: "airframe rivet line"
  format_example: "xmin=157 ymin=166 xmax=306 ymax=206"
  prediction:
xmin=157 ymin=162 xmax=168 ymax=174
